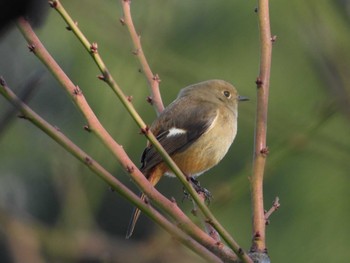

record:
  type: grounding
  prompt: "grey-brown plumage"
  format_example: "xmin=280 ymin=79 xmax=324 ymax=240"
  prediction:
xmin=126 ymin=79 xmax=247 ymax=238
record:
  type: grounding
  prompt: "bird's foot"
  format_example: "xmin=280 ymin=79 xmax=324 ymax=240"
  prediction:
xmin=181 ymin=177 xmax=212 ymax=204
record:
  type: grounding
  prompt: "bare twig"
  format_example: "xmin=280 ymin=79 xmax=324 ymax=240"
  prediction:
xmin=120 ymin=0 xmax=164 ymax=115
xmin=0 ymin=71 xmax=43 ymax=136
xmin=46 ymin=2 xmax=251 ymax=260
xmin=0 ymin=76 xmax=222 ymax=263
xmin=265 ymin=197 xmax=280 ymax=224
xmin=16 ymin=16 xmax=242 ymax=262
xmin=250 ymin=0 xmax=273 ymax=256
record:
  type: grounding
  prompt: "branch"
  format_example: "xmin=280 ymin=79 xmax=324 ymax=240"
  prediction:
xmin=120 ymin=0 xmax=164 ymax=115
xmin=0 ymin=77 xmax=222 ymax=263
xmin=250 ymin=0 xmax=273 ymax=256
xmin=264 ymin=197 xmax=280 ymax=224
xmin=16 ymin=16 xmax=241 ymax=262
xmin=46 ymin=2 xmax=251 ymax=260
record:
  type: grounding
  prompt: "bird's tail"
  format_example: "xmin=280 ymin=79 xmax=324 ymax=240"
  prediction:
xmin=125 ymin=168 xmax=163 ymax=239
xmin=126 ymin=192 xmax=146 ymax=239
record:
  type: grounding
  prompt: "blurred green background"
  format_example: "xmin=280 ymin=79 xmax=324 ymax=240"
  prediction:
xmin=0 ymin=0 xmax=349 ymax=262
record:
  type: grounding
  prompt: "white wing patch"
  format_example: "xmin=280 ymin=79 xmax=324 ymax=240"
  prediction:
xmin=167 ymin=127 xmax=187 ymax=137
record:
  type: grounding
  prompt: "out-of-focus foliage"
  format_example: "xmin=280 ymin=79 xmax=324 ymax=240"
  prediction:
xmin=0 ymin=1 xmax=349 ymax=262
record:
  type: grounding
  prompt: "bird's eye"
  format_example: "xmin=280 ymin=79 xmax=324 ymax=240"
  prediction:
xmin=223 ymin=90 xmax=231 ymax=98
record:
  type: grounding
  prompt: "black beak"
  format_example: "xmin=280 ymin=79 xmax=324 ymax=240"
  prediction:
xmin=238 ymin=95 xmax=249 ymax=101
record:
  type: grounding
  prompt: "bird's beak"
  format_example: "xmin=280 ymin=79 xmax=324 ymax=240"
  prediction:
xmin=238 ymin=95 xmax=249 ymax=101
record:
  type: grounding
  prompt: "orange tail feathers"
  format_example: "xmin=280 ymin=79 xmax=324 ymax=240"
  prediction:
xmin=125 ymin=166 xmax=165 ymax=239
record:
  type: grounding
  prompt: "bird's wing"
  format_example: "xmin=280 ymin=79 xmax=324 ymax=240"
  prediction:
xmin=140 ymin=99 xmax=218 ymax=175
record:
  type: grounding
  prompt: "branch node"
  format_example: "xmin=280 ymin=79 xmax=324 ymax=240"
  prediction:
xmin=140 ymin=126 xmax=150 ymax=135
xmin=132 ymin=49 xmax=140 ymax=56
xmin=48 ymin=0 xmax=58 ymax=8
xmin=28 ymin=44 xmax=36 ymax=53
xmin=260 ymin=146 xmax=269 ymax=156
xmin=253 ymin=231 xmax=261 ymax=241
xmin=83 ymin=125 xmax=91 ymax=132
xmin=85 ymin=156 xmax=93 ymax=165
xmin=66 ymin=21 xmax=78 ymax=31
xmin=146 ymin=96 xmax=153 ymax=105
xmin=73 ymin=86 xmax=82 ymax=96
xmin=17 ymin=114 xmax=27 ymax=119
xmin=119 ymin=17 xmax=126 ymax=25
xmin=0 ymin=76 xmax=7 ymax=87
xmin=97 ymin=74 xmax=106 ymax=81
xmin=255 ymin=77 xmax=263 ymax=88
xmin=152 ymin=74 xmax=161 ymax=83
xmin=126 ymin=165 xmax=134 ymax=173
xmin=90 ymin=42 xmax=98 ymax=54
xmin=271 ymin=35 xmax=277 ymax=43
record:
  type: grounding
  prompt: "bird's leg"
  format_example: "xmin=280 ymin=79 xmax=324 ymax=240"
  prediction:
xmin=190 ymin=177 xmax=212 ymax=205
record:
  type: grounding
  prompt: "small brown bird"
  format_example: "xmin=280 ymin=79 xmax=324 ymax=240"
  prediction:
xmin=126 ymin=79 xmax=248 ymax=238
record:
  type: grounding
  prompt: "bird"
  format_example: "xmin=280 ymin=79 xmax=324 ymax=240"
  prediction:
xmin=126 ymin=79 xmax=248 ymax=238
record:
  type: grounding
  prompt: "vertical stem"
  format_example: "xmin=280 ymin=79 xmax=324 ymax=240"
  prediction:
xmin=120 ymin=0 xmax=164 ymax=115
xmin=251 ymin=0 xmax=272 ymax=253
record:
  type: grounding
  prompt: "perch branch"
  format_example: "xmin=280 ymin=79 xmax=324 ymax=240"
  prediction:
xmin=0 ymin=77 xmax=222 ymax=263
xmin=47 ymin=2 xmax=251 ymax=260
xmin=16 ymin=17 xmax=243 ymax=262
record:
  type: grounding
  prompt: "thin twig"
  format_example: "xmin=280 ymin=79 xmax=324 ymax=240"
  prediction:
xmin=0 ymin=71 xmax=43 ymax=136
xmin=265 ymin=197 xmax=280 ymax=224
xmin=16 ymin=17 xmax=241 ymax=262
xmin=120 ymin=0 xmax=164 ymax=115
xmin=250 ymin=0 xmax=273 ymax=254
xmin=47 ymin=2 xmax=251 ymax=260
xmin=0 ymin=77 xmax=222 ymax=263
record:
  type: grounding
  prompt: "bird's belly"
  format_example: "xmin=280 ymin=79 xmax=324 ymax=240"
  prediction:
xmin=168 ymin=117 xmax=237 ymax=177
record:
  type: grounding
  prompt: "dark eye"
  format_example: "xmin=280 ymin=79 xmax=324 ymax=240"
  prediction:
xmin=223 ymin=90 xmax=231 ymax=98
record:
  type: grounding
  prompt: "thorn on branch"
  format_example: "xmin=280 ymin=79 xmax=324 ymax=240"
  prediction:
xmin=90 ymin=42 xmax=98 ymax=54
xmin=238 ymin=248 xmax=244 ymax=256
xmin=48 ymin=0 xmax=58 ymax=8
xmin=17 ymin=114 xmax=27 ymax=119
xmin=0 ymin=76 xmax=7 ymax=87
xmin=73 ymin=86 xmax=82 ymax=96
xmin=152 ymin=74 xmax=161 ymax=83
xmin=132 ymin=49 xmax=140 ymax=56
xmin=253 ymin=231 xmax=261 ymax=241
xmin=271 ymin=35 xmax=277 ymax=43
xmin=140 ymin=126 xmax=150 ymax=135
xmin=126 ymin=95 xmax=133 ymax=102
xmin=66 ymin=21 xmax=78 ymax=31
xmin=119 ymin=18 xmax=126 ymax=25
xmin=54 ymin=125 xmax=61 ymax=132
xmin=85 ymin=156 xmax=93 ymax=165
xmin=138 ymin=68 xmax=142 ymax=73
xmin=109 ymin=186 xmax=115 ymax=192
xmin=170 ymin=197 xmax=177 ymax=203
xmin=146 ymin=96 xmax=153 ymax=105
xmin=126 ymin=165 xmax=135 ymax=173
xmin=254 ymin=7 xmax=258 ymax=13
xmin=255 ymin=77 xmax=263 ymax=88
xmin=97 ymin=74 xmax=106 ymax=81
xmin=260 ymin=147 xmax=269 ymax=156
xmin=83 ymin=125 xmax=91 ymax=132
xmin=28 ymin=44 xmax=36 ymax=53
